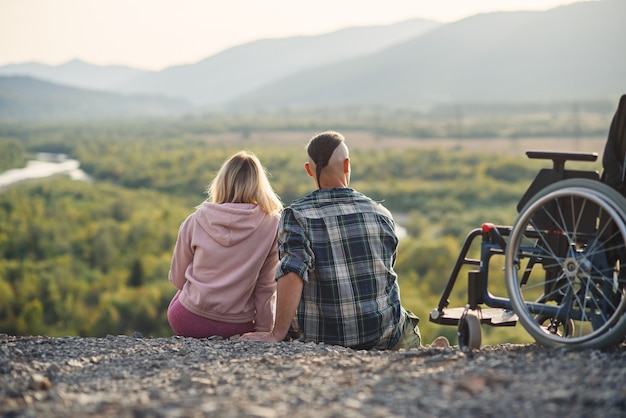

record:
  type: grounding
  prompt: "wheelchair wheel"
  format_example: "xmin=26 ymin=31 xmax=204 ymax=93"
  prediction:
xmin=534 ymin=314 xmax=574 ymax=337
xmin=505 ymin=179 xmax=626 ymax=349
xmin=457 ymin=311 xmax=481 ymax=349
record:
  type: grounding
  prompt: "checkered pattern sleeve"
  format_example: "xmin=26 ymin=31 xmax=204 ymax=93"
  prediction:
xmin=275 ymin=208 xmax=314 ymax=283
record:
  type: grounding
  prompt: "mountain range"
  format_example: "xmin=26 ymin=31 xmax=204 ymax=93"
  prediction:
xmin=0 ymin=76 xmax=191 ymax=121
xmin=232 ymin=0 xmax=625 ymax=108
xmin=0 ymin=0 xmax=624 ymax=121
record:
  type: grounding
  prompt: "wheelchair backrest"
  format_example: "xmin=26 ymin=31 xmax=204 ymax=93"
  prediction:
xmin=516 ymin=151 xmax=599 ymax=213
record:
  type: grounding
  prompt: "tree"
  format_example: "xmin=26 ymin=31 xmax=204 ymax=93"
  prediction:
xmin=128 ymin=259 xmax=144 ymax=288
xmin=0 ymin=138 xmax=25 ymax=171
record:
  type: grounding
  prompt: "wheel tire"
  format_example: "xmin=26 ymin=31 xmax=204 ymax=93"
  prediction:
xmin=458 ymin=312 xmax=481 ymax=349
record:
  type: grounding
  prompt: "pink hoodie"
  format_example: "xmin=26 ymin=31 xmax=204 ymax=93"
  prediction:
xmin=168 ymin=202 xmax=279 ymax=332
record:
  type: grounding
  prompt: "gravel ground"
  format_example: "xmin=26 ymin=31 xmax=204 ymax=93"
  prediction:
xmin=1 ymin=333 xmax=625 ymax=418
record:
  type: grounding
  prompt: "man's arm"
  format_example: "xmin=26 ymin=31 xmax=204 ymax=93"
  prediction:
xmin=240 ymin=272 xmax=303 ymax=342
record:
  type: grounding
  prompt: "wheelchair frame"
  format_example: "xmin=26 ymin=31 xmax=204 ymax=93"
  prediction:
xmin=429 ymin=150 xmax=626 ymax=350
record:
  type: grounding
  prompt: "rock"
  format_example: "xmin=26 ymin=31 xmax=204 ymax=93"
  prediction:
xmin=28 ymin=374 xmax=52 ymax=391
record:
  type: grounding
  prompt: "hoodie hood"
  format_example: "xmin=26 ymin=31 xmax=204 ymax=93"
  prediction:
xmin=193 ymin=202 xmax=269 ymax=247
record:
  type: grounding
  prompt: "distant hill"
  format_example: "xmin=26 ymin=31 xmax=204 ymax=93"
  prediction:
xmin=0 ymin=18 xmax=439 ymax=106
xmin=231 ymin=0 xmax=626 ymax=108
xmin=0 ymin=76 xmax=191 ymax=122
xmin=0 ymin=59 xmax=148 ymax=91
xmin=111 ymin=18 xmax=441 ymax=105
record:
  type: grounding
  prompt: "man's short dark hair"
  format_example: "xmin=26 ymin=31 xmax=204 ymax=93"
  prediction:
xmin=307 ymin=131 xmax=345 ymax=187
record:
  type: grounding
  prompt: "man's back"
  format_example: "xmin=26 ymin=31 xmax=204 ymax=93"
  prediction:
xmin=277 ymin=187 xmax=403 ymax=349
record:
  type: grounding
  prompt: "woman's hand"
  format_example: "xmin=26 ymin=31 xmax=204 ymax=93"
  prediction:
xmin=239 ymin=331 xmax=281 ymax=343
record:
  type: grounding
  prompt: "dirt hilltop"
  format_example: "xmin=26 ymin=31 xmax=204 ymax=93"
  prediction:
xmin=1 ymin=334 xmax=625 ymax=418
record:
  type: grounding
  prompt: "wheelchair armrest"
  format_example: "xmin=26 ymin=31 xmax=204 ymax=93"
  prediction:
xmin=526 ymin=151 xmax=597 ymax=173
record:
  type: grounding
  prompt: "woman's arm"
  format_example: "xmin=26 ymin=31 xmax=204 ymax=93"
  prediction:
xmin=168 ymin=216 xmax=194 ymax=290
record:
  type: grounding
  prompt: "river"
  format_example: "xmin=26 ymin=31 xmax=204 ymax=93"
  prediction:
xmin=0 ymin=153 xmax=92 ymax=191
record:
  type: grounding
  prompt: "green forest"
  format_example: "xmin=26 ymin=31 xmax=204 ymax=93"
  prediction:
xmin=0 ymin=108 xmax=611 ymax=345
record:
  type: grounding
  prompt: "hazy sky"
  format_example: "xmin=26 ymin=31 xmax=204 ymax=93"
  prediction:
xmin=1 ymin=0 xmax=587 ymax=71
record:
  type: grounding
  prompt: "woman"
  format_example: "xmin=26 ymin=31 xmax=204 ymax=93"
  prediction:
xmin=167 ymin=150 xmax=282 ymax=338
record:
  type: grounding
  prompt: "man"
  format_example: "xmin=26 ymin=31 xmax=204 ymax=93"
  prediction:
xmin=601 ymin=94 xmax=626 ymax=196
xmin=241 ymin=131 xmax=421 ymax=349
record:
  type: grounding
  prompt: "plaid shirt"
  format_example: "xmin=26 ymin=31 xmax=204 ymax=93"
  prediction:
xmin=276 ymin=187 xmax=404 ymax=349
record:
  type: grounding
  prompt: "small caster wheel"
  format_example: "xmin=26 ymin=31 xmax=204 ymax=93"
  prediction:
xmin=535 ymin=314 xmax=575 ymax=337
xmin=458 ymin=311 xmax=481 ymax=349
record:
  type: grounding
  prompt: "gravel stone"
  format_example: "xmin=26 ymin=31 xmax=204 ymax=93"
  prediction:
xmin=1 ymin=333 xmax=625 ymax=417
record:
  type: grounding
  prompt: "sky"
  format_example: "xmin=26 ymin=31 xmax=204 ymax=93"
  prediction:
xmin=0 ymin=0 xmax=588 ymax=71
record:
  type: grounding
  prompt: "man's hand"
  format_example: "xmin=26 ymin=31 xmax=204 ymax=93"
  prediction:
xmin=239 ymin=331 xmax=281 ymax=343
xmin=240 ymin=272 xmax=303 ymax=344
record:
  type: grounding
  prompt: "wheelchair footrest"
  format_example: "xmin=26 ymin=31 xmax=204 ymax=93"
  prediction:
xmin=429 ymin=307 xmax=518 ymax=327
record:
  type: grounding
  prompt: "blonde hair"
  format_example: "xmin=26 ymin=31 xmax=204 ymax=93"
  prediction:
xmin=207 ymin=150 xmax=282 ymax=215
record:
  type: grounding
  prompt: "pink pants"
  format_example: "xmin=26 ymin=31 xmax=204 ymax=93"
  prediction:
xmin=167 ymin=290 xmax=255 ymax=338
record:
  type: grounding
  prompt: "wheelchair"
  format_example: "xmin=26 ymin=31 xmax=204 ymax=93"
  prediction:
xmin=429 ymin=150 xmax=626 ymax=350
